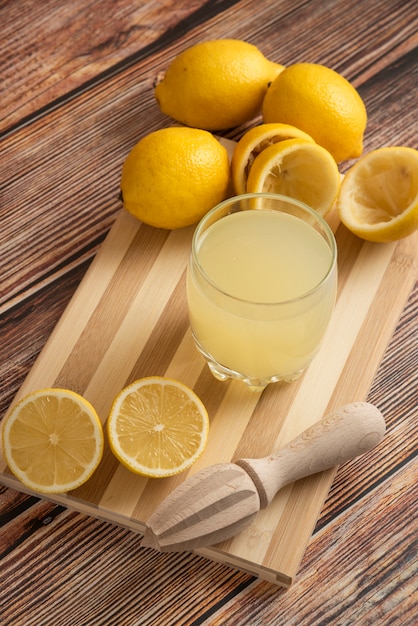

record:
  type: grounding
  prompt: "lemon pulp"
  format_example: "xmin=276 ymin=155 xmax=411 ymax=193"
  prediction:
xmin=2 ymin=388 xmax=104 ymax=493
xmin=107 ymin=377 xmax=209 ymax=478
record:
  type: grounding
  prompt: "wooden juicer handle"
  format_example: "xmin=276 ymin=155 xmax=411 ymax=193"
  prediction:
xmin=236 ymin=402 xmax=386 ymax=509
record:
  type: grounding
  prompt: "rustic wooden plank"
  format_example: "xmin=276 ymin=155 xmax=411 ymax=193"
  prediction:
xmin=0 ymin=488 xmax=253 ymax=625
xmin=208 ymin=461 xmax=417 ymax=626
xmin=0 ymin=0 xmax=245 ymax=134
xmin=0 ymin=489 xmax=64 ymax=559
xmin=359 ymin=48 xmax=418 ymax=154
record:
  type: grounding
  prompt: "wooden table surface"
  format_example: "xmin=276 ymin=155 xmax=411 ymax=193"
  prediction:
xmin=1 ymin=0 xmax=417 ymax=624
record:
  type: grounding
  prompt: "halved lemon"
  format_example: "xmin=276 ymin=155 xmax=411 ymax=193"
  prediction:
xmin=337 ymin=146 xmax=418 ymax=242
xmin=107 ymin=377 xmax=209 ymax=478
xmin=2 ymin=388 xmax=104 ymax=494
xmin=246 ymin=138 xmax=341 ymax=216
xmin=231 ymin=123 xmax=315 ymax=194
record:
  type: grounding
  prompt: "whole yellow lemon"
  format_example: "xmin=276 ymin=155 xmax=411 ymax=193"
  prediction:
xmin=262 ymin=63 xmax=367 ymax=163
xmin=155 ymin=39 xmax=284 ymax=131
xmin=120 ymin=127 xmax=231 ymax=230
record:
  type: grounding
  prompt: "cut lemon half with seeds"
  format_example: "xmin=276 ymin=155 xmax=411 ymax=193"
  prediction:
xmin=231 ymin=123 xmax=315 ymax=194
xmin=337 ymin=146 xmax=418 ymax=242
xmin=107 ymin=377 xmax=209 ymax=478
xmin=246 ymin=138 xmax=341 ymax=216
xmin=2 ymin=388 xmax=104 ymax=494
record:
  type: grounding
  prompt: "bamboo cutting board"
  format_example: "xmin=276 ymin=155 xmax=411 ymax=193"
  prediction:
xmin=1 ymin=139 xmax=417 ymax=586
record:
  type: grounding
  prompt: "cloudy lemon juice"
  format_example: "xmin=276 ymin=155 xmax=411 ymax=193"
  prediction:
xmin=187 ymin=194 xmax=337 ymax=390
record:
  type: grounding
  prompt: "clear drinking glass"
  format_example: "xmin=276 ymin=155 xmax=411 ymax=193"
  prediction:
xmin=186 ymin=193 xmax=337 ymax=391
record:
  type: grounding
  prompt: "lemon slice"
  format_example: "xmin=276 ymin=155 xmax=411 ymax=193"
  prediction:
xmin=231 ymin=123 xmax=315 ymax=194
xmin=107 ymin=377 xmax=209 ymax=478
xmin=337 ymin=146 xmax=418 ymax=242
xmin=2 ymin=388 xmax=104 ymax=494
xmin=246 ymin=138 xmax=341 ymax=216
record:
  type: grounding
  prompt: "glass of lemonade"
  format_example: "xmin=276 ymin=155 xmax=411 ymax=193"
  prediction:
xmin=186 ymin=193 xmax=337 ymax=391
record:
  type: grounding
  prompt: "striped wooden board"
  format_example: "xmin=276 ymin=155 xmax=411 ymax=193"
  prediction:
xmin=0 ymin=139 xmax=417 ymax=586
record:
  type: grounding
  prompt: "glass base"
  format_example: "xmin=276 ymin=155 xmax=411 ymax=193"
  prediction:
xmin=192 ymin=334 xmax=304 ymax=392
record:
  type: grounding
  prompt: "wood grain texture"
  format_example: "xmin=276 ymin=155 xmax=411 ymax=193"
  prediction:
xmin=1 ymin=0 xmax=417 ymax=621
xmin=0 ymin=0 xmax=243 ymax=134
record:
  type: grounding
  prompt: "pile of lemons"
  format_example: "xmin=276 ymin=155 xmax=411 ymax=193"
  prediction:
xmin=120 ymin=38 xmax=417 ymax=243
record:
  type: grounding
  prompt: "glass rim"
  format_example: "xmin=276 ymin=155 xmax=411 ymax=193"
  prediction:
xmin=191 ymin=192 xmax=338 ymax=307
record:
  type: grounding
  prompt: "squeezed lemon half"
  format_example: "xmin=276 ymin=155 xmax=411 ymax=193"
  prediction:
xmin=246 ymin=138 xmax=341 ymax=216
xmin=337 ymin=146 xmax=418 ymax=242
xmin=231 ymin=123 xmax=315 ymax=194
